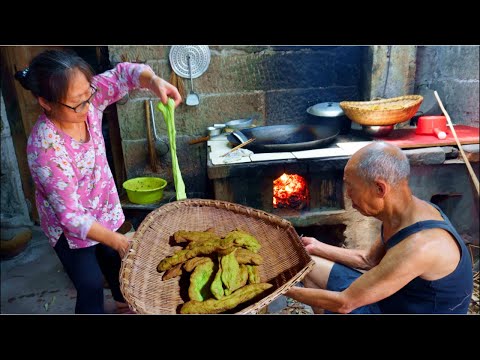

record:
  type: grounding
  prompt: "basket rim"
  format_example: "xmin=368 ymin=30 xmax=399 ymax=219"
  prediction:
xmin=237 ymin=259 xmax=315 ymax=314
xmin=134 ymin=198 xmax=296 ymax=229
xmin=120 ymin=198 xmax=314 ymax=314
xmin=340 ymin=95 xmax=423 ymax=110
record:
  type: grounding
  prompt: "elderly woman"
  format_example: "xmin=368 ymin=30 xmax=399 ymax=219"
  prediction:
xmin=16 ymin=49 xmax=181 ymax=314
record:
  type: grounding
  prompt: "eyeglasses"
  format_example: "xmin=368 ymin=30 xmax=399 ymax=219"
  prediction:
xmin=57 ymin=85 xmax=97 ymax=113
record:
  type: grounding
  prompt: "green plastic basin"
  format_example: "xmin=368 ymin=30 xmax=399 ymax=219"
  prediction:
xmin=122 ymin=177 xmax=167 ymax=204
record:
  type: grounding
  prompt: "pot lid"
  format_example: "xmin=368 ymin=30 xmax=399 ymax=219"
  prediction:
xmin=307 ymin=102 xmax=344 ymax=117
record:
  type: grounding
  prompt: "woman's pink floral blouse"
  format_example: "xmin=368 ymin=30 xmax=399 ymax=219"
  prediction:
xmin=27 ymin=62 xmax=152 ymax=249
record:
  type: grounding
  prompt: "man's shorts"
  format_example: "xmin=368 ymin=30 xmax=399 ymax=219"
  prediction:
xmin=325 ymin=263 xmax=382 ymax=314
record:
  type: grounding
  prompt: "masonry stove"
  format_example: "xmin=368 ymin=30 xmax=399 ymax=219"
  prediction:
xmin=207 ymin=144 xmax=354 ymax=247
xmin=207 ymin=130 xmax=479 ymax=250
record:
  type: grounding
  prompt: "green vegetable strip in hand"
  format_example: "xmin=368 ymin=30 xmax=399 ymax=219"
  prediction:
xmin=157 ymin=99 xmax=187 ymax=200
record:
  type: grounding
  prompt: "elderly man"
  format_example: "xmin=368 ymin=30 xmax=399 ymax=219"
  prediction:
xmin=285 ymin=142 xmax=473 ymax=314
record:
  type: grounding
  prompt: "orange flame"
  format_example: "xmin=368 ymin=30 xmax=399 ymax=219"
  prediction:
xmin=273 ymin=173 xmax=308 ymax=209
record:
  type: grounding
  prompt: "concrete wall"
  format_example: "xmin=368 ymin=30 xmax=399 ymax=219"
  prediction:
xmin=108 ymin=46 xmax=366 ymax=195
xmin=415 ymin=46 xmax=479 ymax=127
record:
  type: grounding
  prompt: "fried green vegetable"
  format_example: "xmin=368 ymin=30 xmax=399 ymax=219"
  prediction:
xmin=246 ymin=265 xmax=260 ymax=284
xmin=224 ymin=229 xmax=261 ymax=253
xmin=188 ymin=259 xmax=215 ymax=301
xmin=216 ymin=246 xmax=236 ymax=255
xmin=186 ymin=236 xmax=229 ymax=250
xmin=180 ymin=283 xmax=273 ymax=314
xmin=225 ymin=264 xmax=250 ymax=296
xmin=210 ymin=261 xmax=224 ymax=300
xmin=157 ymin=239 xmax=233 ymax=272
xmin=162 ymin=263 xmax=183 ymax=281
xmin=235 ymin=248 xmax=263 ymax=265
xmin=239 ymin=265 xmax=249 ymax=287
xmin=173 ymin=229 xmax=219 ymax=244
xmin=183 ymin=257 xmax=211 ymax=272
xmin=221 ymin=250 xmax=241 ymax=292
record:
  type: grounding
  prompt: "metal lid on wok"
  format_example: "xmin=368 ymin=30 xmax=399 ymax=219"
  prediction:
xmin=307 ymin=102 xmax=344 ymax=117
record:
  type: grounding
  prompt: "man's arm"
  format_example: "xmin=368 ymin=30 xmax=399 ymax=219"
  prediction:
xmin=287 ymin=234 xmax=435 ymax=313
xmin=304 ymin=236 xmax=386 ymax=270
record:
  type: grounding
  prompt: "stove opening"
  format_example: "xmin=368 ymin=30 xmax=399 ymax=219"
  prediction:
xmin=273 ymin=173 xmax=309 ymax=210
xmin=296 ymin=224 xmax=347 ymax=248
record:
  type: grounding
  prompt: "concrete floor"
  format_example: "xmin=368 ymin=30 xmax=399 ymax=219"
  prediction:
xmin=1 ymin=226 xmax=298 ymax=314
xmin=1 ymin=226 xmax=117 ymax=314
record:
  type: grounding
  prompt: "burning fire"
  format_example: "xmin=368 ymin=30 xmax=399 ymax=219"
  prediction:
xmin=273 ymin=173 xmax=308 ymax=209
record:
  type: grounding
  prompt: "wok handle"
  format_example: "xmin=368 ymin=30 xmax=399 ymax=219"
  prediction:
xmin=189 ymin=136 xmax=210 ymax=145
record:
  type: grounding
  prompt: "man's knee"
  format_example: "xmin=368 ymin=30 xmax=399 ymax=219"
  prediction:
xmin=303 ymin=256 xmax=335 ymax=290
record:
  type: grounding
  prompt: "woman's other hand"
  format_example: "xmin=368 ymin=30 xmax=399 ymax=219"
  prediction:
xmin=115 ymin=233 xmax=131 ymax=258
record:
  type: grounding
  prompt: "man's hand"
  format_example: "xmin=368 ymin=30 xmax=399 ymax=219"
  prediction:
xmin=301 ymin=236 xmax=322 ymax=255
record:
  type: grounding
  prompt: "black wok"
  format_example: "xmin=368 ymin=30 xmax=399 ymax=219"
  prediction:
xmin=227 ymin=124 xmax=339 ymax=153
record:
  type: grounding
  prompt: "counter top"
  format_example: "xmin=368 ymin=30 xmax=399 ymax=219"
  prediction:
xmin=207 ymin=128 xmax=479 ymax=180
xmin=208 ymin=126 xmax=479 ymax=167
xmin=207 ymin=130 xmax=372 ymax=166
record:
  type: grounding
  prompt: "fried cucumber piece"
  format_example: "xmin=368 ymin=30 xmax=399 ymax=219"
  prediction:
xmin=173 ymin=229 xmax=218 ymax=244
xmin=224 ymin=264 xmax=249 ymax=296
xmin=238 ymin=265 xmax=249 ymax=287
xmin=183 ymin=257 xmax=211 ymax=272
xmin=185 ymin=236 xmax=231 ymax=250
xmin=216 ymin=246 xmax=236 ymax=255
xmin=157 ymin=238 xmax=233 ymax=272
xmin=210 ymin=260 xmax=224 ymax=300
xmin=188 ymin=259 xmax=216 ymax=301
xmin=223 ymin=229 xmax=261 ymax=253
xmin=246 ymin=265 xmax=260 ymax=284
xmin=180 ymin=283 xmax=273 ymax=314
xmin=162 ymin=263 xmax=183 ymax=280
xmin=220 ymin=250 xmax=242 ymax=292
xmin=235 ymin=248 xmax=263 ymax=265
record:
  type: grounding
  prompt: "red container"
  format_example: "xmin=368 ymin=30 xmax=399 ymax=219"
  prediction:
xmin=416 ymin=116 xmax=448 ymax=139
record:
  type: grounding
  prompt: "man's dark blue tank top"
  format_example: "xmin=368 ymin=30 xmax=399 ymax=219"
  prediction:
xmin=378 ymin=203 xmax=473 ymax=314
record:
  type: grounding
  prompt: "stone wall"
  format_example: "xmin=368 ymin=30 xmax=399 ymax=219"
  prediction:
xmin=108 ymin=46 xmax=366 ymax=196
xmin=363 ymin=46 xmax=417 ymax=101
xmin=415 ymin=46 xmax=479 ymax=127
xmin=1 ymin=94 xmax=32 ymax=231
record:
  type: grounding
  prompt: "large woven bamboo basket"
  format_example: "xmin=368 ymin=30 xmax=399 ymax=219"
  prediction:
xmin=119 ymin=199 xmax=314 ymax=314
xmin=340 ymin=95 xmax=423 ymax=126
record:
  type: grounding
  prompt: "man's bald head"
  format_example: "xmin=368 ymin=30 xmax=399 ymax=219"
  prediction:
xmin=347 ymin=142 xmax=410 ymax=185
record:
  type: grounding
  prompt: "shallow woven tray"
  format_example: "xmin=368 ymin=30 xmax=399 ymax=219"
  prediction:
xmin=340 ymin=95 xmax=423 ymax=126
xmin=120 ymin=199 xmax=314 ymax=314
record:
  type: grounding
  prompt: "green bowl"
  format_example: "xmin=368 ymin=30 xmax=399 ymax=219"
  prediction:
xmin=122 ymin=177 xmax=167 ymax=204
